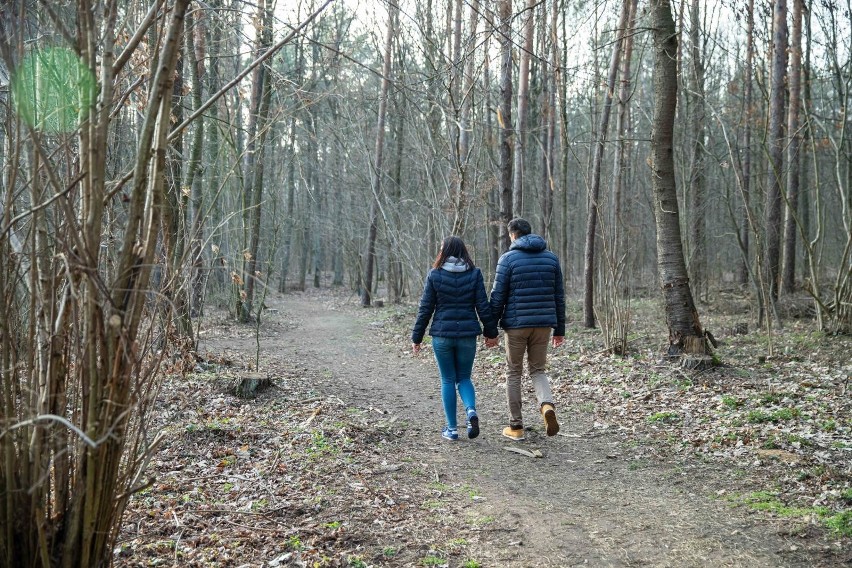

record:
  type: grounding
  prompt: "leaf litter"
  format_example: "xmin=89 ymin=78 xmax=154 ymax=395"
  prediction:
xmin=118 ymin=310 xmax=507 ymax=567
xmin=373 ymin=293 xmax=851 ymax=546
xmin=118 ymin=290 xmax=851 ymax=566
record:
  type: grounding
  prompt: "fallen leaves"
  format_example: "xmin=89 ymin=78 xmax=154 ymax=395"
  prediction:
xmin=118 ymin=353 xmax=504 ymax=566
xmin=377 ymin=297 xmax=852 ymax=540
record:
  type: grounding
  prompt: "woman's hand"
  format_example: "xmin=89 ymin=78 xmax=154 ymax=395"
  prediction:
xmin=412 ymin=343 xmax=421 ymax=355
xmin=484 ymin=336 xmax=498 ymax=348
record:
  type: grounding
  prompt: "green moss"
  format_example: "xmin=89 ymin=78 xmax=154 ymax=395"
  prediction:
xmin=647 ymin=411 xmax=679 ymax=423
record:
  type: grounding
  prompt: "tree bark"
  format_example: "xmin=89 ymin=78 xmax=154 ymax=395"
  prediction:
xmin=765 ymin=0 xmax=788 ymax=304
xmin=540 ymin=0 xmax=559 ymax=242
xmin=649 ymin=0 xmax=707 ymax=359
xmin=187 ymin=7 xmax=207 ymax=318
xmin=511 ymin=0 xmax=536 ymax=218
xmin=737 ymin=0 xmax=755 ymax=286
xmin=240 ymin=0 xmax=274 ymax=322
xmin=279 ymin=117 xmax=298 ymax=293
xmin=452 ymin=0 xmax=480 ymax=236
xmin=498 ymin=0 xmax=513 ymax=251
xmin=361 ymin=1 xmax=397 ymax=307
xmin=582 ymin=0 xmax=631 ymax=328
xmin=611 ymin=0 xmax=639 ymax=258
xmin=687 ymin=0 xmax=706 ymax=301
xmin=782 ymin=0 xmax=804 ymax=295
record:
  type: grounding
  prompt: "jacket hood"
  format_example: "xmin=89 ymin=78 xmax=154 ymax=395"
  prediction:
xmin=441 ymin=256 xmax=470 ymax=272
xmin=510 ymin=234 xmax=547 ymax=252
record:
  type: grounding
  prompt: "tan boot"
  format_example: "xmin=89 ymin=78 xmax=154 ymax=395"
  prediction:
xmin=501 ymin=426 xmax=525 ymax=441
xmin=541 ymin=403 xmax=560 ymax=436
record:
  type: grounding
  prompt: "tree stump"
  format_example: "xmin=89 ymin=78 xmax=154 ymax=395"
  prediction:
xmin=233 ymin=372 xmax=272 ymax=398
xmin=680 ymin=335 xmax=713 ymax=370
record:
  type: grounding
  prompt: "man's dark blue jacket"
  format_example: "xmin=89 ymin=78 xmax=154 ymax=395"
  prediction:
xmin=411 ymin=265 xmax=498 ymax=344
xmin=489 ymin=234 xmax=566 ymax=336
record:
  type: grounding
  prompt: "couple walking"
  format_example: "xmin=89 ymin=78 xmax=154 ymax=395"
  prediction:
xmin=411 ymin=218 xmax=566 ymax=442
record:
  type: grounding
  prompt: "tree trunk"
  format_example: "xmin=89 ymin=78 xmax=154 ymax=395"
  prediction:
xmin=498 ymin=0 xmax=513 ymax=251
xmin=361 ymin=1 xmax=397 ymax=307
xmin=559 ymin=7 xmax=571 ymax=281
xmin=483 ymin=35 xmax=501 ymax=274
xmin=582 ymin=0 xmax=631 ymax=328
xmin=799 ymin=3 xmax=812 ymax=280
xmin=448 ymin=0 xmax=463 ymax=233
xmin=687 ymin=0 xmax=706 ymax=301
xmin=611 ymin=0 xmax=639 ymax=258
xmin=453 ymin=0 xmax=480 ymax=236
xmin=279 ymin=118 xmax=298 ymax=293
xmin=649 ymin=0 xmax=708 ymax=361
xmin=240 ymin=0 xmax=274 ymax=323
xmin=512 ymin=0 xmax=536 ymax=218
xmin=737 ymin=0 xmax=755 ymax=286
xmin=782 ymin=0 xmax=804 ymax=295
xmin=388 ymin=88 xmax=406 ymax=303
xmin=164 ymin=42 xmax=192 ymax=338
xmin=279 ymin=36 xmax=304 ymax=294
xmin=187 ymin=7 xmax=206 ymax=318
xmin=540 ymin=0 xmax=559 ymax=242
xmin=765 ymin=0 xmax=788 ymax=305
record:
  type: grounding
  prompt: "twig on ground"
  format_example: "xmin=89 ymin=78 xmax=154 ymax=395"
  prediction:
xmin=303 ymin=406 xmax=322 ymax=426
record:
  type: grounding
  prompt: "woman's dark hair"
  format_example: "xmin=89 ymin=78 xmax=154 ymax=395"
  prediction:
xmin=432 ymin=236 xmax=474 ymax=269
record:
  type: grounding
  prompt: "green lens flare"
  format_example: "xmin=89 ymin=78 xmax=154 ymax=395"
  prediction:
xmin=11 ymin=47 xmax=95 ymax=134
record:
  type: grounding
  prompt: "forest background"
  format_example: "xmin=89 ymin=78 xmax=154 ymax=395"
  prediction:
xmin=0 ymin=0 xmax=851 ymax=565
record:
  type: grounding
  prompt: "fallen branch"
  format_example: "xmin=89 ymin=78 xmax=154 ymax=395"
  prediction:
xmin=504 ymin=447 xmax=543 ymax=458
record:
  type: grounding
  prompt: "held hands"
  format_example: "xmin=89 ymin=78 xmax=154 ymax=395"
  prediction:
xmin=552 ymin=335 xmax=564 ymax=349
xmin=484 ymin=336 xmax=499 ymax=348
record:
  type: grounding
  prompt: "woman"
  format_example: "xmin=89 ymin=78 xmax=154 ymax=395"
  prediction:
xmin=411 ymin=236 xmax=498 ymax=440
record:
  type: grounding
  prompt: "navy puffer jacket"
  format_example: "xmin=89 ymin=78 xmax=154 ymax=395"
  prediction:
xmin=411 ymin=263 xmax=498 ymax=343
xmin=489 ymin=234 xmax=566 ymax=335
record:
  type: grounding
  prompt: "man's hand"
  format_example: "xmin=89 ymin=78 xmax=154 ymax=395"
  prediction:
xmin=412 ymin=343 xmax=421 ymax=355
xmin=484 ymin=336 xmax=498 ymax=348
xmin=552 ymin=336 xmax=564 ymax=348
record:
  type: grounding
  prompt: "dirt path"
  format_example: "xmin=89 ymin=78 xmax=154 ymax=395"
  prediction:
xmin=209 ymin=291 xmax=841 ymax=568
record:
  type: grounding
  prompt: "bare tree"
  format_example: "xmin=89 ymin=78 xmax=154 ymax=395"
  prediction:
xmin=582 ymin=0 xmax=632 ymax=328
xmin=782 ymin=0 xmax=804 ymax=295
xmin=512 ymin=0 xmax=536 ymax=217
xmin=0 ymin=1 xmax=189 ymax=565
xmin=765 ymin=0 xmax=788 ymax=305
xmin=540 ymin=0 xmax=560 ymax=242
xmin=611 ymin=0 xmax=639 ymax=257
xmin=649 ymin=0 xmax=711 ymax=364
xmin=361 ymin=1 xmax=397 ymax=307
xmin=187 ymin=6 xmax=208 ymax=319
xmin=450 ymin=0 xmax=480 ymax=236
xmin=498 ymin=0 xmax=513 ymax=251
xmin=239 ymin=0 xmax=274 ymax=322
xmin=737 ymin=0 xmax=755 ymax=286
xmin=686 ymin=0 xmax=707 ymax=301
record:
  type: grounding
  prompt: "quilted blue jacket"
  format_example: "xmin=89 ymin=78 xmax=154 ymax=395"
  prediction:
xmin=489 ymin=234 xmax=566 ymax=335
xmin=411 ymin=264 xmax=498 ymax=343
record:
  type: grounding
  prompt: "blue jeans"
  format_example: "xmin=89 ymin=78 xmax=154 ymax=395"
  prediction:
xmin=431 ymin=336 xmax=478 ymax=429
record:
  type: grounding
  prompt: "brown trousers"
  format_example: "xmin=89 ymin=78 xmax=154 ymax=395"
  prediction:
xmin=504 ymin=327 xmax=554 ymax=428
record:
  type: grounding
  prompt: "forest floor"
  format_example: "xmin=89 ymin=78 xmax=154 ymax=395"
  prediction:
xmin=117 ymin=285 xmax=851 ymax=567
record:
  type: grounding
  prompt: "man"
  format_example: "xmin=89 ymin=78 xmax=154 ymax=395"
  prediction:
xmin=489 ymin=218 xmax=565 ymax=440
